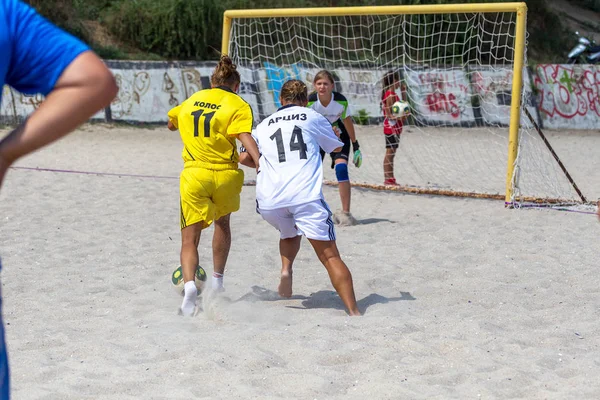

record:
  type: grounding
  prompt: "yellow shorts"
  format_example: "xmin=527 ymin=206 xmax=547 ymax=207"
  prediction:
xmin=180 ymin=167 xmax=244 ymax=229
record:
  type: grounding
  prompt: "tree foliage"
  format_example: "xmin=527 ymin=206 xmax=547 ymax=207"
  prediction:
xmin=24 ymin=0 xmax=582 ymax=63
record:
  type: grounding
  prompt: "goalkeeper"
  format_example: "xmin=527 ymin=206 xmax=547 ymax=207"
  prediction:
xmin=308 ymin=70 xmax=360 ymax=226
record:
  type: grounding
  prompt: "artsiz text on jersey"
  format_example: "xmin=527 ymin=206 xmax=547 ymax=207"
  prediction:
xmin=193 ymin=101 xmax=221 ymax=110
xmin=267 ymin=113 xmax=307 ymax=126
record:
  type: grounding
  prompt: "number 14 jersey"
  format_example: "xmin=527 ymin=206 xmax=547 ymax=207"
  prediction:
xmin=254 ymin=104 xmax=343 ymax=210
xmin=168 ymin=86 xmax=254 ymax=167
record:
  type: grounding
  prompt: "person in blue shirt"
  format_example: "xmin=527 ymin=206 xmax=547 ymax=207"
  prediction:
xmin=0 ymin=1 xmax=118 ymax=397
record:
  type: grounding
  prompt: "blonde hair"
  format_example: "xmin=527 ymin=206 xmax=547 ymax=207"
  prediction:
xmin=280 ymin=79 xmax=308 ymax=105
xmin=211 ymin=55 xmax=240 ymax=87
xmin=313 ymin=70 xmax=335 ymax=85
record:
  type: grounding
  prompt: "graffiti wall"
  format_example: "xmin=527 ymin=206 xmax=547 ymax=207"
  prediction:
xmin=0 ymin=86 xmax=14 ymax=123
xmin=534 ymin=64 xmax=600 ymax=130
xmin=256 ymin=62 xmax=384 ymax=119
xmin=1 ymin=62 xmax=598 ymax=130
xmin=470 ymin=66 xmax=537 ymax=127
xmin=0 ymin=80 xmax=104 ymax=123
xmin=404 ymin=68 xmax=475 ymax=126
xmin=1 ymin=86 xmax=44 ymax=122
xmin=106 ymin=61 xmax=262 ymax=123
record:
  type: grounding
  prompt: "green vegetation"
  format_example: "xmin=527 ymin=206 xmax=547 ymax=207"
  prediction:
xmin=103 ymin=0 xmax=224 ymax=60
xmin=24 ymin=0 xmax=595 ymax=63
xmin=354 ymin=109 xmax=371 ymax=125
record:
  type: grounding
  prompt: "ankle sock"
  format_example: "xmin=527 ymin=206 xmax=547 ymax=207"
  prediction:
xmin=212 ymin=272 xmax=224 ymax=290
xmin=180 ymin=281 xmax=197 ymax=316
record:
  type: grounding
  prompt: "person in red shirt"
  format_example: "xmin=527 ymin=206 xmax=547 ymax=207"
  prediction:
xmin=381 ymin=70 xmax=406 ymax=186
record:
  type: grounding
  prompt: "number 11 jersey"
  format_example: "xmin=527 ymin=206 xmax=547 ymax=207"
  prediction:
xmin=167 ymin=86 xmax=253 ymax=168
xmin=254 ymin=104 xmax=343 ymax=210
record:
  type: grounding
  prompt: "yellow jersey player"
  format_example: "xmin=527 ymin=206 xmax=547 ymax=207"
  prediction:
xmin=167 ymin=55 xmax=260 ymax=316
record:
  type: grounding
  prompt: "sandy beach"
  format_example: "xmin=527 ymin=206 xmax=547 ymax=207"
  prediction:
xmin=1 ymin=124 xmax=599 ymax=399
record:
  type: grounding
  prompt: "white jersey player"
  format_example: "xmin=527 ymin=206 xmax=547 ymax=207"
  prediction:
xmin=240 ymin=79 xmax=361 ymax=316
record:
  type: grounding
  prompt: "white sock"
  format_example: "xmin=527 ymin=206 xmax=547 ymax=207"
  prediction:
xmin=212 ymin=272 xmax=224 ymax=291
xmin=180 ymin=281 xmax=197 ymax=316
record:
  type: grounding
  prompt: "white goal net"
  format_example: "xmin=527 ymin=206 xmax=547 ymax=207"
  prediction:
xmin=226 ymin=7 xmax=588 ymax=206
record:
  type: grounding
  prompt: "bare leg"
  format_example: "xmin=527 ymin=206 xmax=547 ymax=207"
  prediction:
xmin=384 ymin=147 xmax=396 ymax=182
xmin=334 ymin=159 xmax=351 ymax=213
xmin=278 ymin=235 xmax=302 ymax=297
xmin=212 ymin=214 xmax=231 ymax=288
xmin=181 ymin=222 xmax=203 ymax=283
xmin=308 ymin=238 xmax=361 ymax=316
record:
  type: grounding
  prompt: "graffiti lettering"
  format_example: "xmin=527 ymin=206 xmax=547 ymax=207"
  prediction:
xmin=348 ymin=71 xmax=373 ymax=83
xmin=535 ymin=64 xmax=600 ymax=123
xmin=405 ymin=69 xmax=474 ymax=123
xmin=418 ymin=72 xmax=469 ymax=94
xmin=425 ymin=92 xmax=460 ymax=118
xmin=112 ymin=71 xmax=151 ymax=118
xmin=347 ymin=82 xmax=377 ymax=97
xmin=263 ymin=62 xmax=304 ymax=108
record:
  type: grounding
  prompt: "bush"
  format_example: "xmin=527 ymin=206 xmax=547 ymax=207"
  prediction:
xmin=104 ymin=0 xmax=224 ymax=60
xmin=354 ymin=109 xmax=371 ymax=126
xmin=92 ymin=45 xmax=129 ymax=60
xmin=22 ymin=0 xmax=596 ymax=62
xmin=24 ymin=0 xmax=111 ymax=44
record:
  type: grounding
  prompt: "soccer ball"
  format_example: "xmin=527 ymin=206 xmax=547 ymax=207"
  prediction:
xmin=171 ymin=265 xmax=207 ymax=296
xmin=391 ymin=100 xmax=410 ymax=118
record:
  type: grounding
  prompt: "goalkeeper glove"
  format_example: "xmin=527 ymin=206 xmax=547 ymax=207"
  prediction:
xmin=352 ymin=141 xmax=362 ymax=168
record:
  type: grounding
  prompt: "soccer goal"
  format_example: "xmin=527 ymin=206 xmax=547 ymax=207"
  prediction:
xmin=222 ymin=3 xmax=587 ymax=207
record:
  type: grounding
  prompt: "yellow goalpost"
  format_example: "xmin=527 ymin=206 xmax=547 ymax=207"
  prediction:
xmin=222 ymin=3 xmax=530 ymax=205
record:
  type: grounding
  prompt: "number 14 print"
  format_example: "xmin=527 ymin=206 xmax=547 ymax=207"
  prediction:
xmin=270 ymin=126 xmax=308 ymax=163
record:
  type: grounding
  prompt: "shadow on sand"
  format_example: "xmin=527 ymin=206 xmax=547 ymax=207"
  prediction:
xmin=234 ymin=286 xmax=415 ymax=314
xmin=357 ymin=217 xmax=396 ymax=225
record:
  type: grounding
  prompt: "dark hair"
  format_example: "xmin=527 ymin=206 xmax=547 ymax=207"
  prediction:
xmin=280 ymin=79 xmax=308 ymax=105
xmin=313 ymin=70 xmax=335 ymax=85
xmin=381 ymin=69 xmax=401 ymax=106
xmin=211 ymin=55 xmax=240 ymax=87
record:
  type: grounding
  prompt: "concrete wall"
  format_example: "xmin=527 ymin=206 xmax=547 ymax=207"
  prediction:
xmin=1 ymin=61 xmax=598 ymax=130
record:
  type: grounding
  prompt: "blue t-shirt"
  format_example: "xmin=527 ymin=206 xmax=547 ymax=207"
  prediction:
xmin=0 ymin=0 xmax=89 ymax=104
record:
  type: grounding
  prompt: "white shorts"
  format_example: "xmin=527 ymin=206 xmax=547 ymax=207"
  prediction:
xmin=258 ymin=199 xmax=336 ymax=241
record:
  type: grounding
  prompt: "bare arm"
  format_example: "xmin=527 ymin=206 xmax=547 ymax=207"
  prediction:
xmin=237 ymin=132 xmax=260 ymax=169
xmin=0 ymin=51 xmax=117 ymax=183
xmin=167 ymin=120 xmax=178 ymax=131
xmin=239 ymin=151 xmax=256 ymax=168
